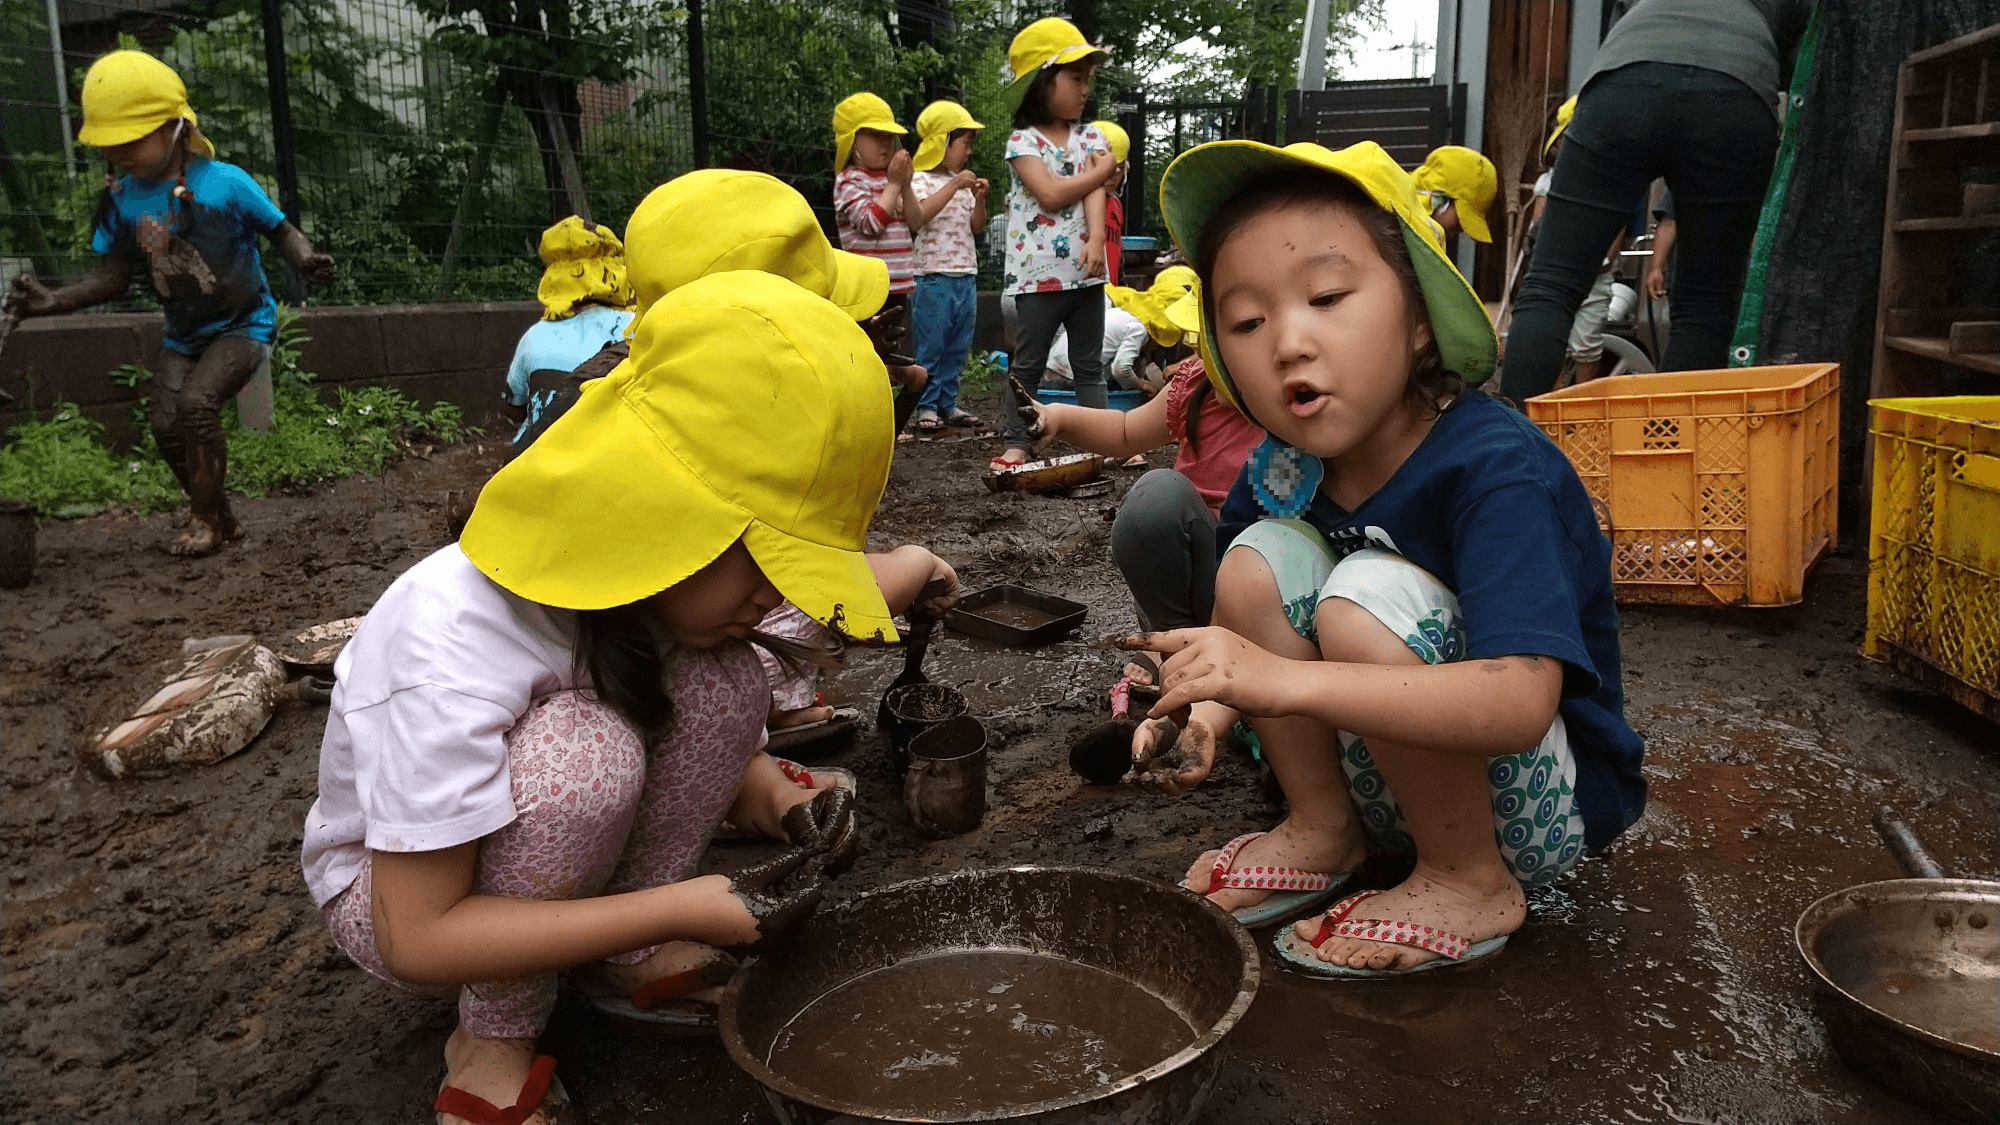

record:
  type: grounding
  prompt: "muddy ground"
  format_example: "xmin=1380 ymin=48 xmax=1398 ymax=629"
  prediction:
xmin=3 ymin=388 xmax=1996 ymax=1124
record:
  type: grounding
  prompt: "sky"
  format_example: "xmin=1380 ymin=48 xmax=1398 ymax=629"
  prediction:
xmin=1337 ymin=0 xmax=1440 ymax=82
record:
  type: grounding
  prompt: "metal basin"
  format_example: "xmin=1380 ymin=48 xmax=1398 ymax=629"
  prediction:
xmin=1795 ymin=877 xmax=2000 ymax=1122
xmin=719 ymin=866 xmax=1260 ymax=1124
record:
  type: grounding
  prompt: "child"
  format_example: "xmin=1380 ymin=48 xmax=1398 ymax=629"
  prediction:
xmin=831 ymin=92 xmax=928 ymax=428
xmin=1410 ymin=144 xmax=1496 ymax=246
xmin=906 ymin=99 xmax=989 ymax=434
xmin=304 ymin=271 xmax=902 ymax=1122
xmin=993 ymin=17 xmax=1121 ymax=470
xmin=502 ymin=216 xmax=636 ymax=439
xmin=1127 ymin=140 xmax=1646 ymax=977
xmin=1013 ymin=267 xmax=1264 ymax=661
xmin=8 ymin=50 xmax=335 ymax=557
xmin=1092 ymin=119 xmax=1131 ymax=285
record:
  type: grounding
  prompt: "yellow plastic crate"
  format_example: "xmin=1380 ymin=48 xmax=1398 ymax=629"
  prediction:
xmin=1865 ymin=396 xmax=2000 ymax=721
xmin=1526 ymin=363 xmax=1840 ymax=607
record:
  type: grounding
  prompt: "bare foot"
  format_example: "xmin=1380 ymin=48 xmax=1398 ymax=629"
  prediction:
xmin=438 ymin=1027 xmax=558 ymax=1125
xmin=1293 ymin=863 xmax=1525 ymax=971
xmin=595 ymin=940 xmax=732 ymax=1006
xmin=165 ymin=514 xmax=239 ymax=557
xmin=1184 ymin=817 xmax=1365 ymax=913
xmin=768 ymin=704 xmax=834 ymax=729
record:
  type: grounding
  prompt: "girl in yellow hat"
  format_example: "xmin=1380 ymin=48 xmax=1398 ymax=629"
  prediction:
xmin=305 ymin=271 xmax=927 ymax=1123
xmin=501 ymin=216 xmax=636 ymax=439
xmin=993 ymin=17 xmax=1122 ymax=470
xmin=1122 ymin=140 xmax=1642 ymax=979
xmin=1092 ymin=120 xmax=1132 ymax=285
xmin=906 ymin=99 xmax=989 ymax=434
xmin=7 ymin=50 xmax=336 ymax=557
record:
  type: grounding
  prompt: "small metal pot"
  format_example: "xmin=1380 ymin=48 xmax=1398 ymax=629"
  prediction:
xmin=0 ymin=499 xmax=36 ymax=589
xmin=882 ymin=682 xmax=967 ymax=763
xmin=904 ymin=715 xmax=986 ymax=836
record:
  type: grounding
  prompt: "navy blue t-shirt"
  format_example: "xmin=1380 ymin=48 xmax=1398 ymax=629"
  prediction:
xmin=1217 ymin=391 xmax=1646 ymax=852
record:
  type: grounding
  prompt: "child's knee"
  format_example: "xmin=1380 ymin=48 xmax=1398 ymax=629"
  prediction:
xmin=1314 ymin=595 xmax=1419 ymax=665
xmin=504 ymin=690 xmax=648 ymax=816
xmin=1213 ymin=545 xmax=1283 ymax=625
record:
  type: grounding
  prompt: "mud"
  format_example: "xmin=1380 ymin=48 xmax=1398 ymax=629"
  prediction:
xmin=764 ymin=951 xmax=1194 ymax=1113
xmin=886 ymin=683 xmax=968 ymax=723
xmin=967 ymin=601 xmax=1062 ymax=631
xmin=2 ymin=385 xmax=1997 ymax=1123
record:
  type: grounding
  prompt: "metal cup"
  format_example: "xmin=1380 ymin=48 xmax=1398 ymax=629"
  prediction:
xmin=904 ymin=715 xmax=987 ymax=836
xmin=882 ymin=682 xmax=968 ymax=765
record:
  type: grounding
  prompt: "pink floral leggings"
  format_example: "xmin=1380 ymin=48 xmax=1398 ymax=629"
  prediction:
xmin=321 ymin=641 xmax=768 ymax=1038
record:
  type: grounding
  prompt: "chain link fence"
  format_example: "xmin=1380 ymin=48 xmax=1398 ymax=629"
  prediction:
xmin=2 ymin=0 xmax=954 ymax=305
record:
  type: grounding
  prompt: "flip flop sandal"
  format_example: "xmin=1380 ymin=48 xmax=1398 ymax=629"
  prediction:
xmin=587 ymin=950 xmax=739 ymax=1035
xmin=912 ymin=413 xmax=945 ymax=434
xmin=1201 ymin=832 xmax=1351 ymax=929
xmin=944 ymin=409 xmax=983 ymax=427
xmin=434 ymin=1054 xmax=569 ymax=1125
xmin=761 ymin=706 xmax=861 ymax=760
xmin=715 ymin=756 xmax=857 ymax=838
xmin=1271 ymin=890 xmax=1511 ymax=978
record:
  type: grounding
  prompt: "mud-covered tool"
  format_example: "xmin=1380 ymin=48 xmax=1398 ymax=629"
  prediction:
xmin=1794 ymin=805 xmax=2000 ymax=1122
xmin=874 ymin=578 xmax=952 ymax=732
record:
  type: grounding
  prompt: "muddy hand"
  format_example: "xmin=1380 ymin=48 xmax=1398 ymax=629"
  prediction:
xmin=780 ymin=785 xmax=859 ymax=871
xmin=863 ymin=306 xmax=909 ymax=362
xmin=8 ymin=273 xmax=56 ymax=317
xmin=913 ymin=574 xmax=958 ymax=620
xmin=300 ymin=252 xmax=338 ymax=286
xmin=1130 ymin=714 xmax=1216 ymax=795
xmin=727 ymin=875 xmax=824 ymax=952
xmin=1009 ymin=376 xmax=1055 ymax=451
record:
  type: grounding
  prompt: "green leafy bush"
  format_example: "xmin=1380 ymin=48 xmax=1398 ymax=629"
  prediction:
xmin=0 ymin=307 xmax=464 ymax=519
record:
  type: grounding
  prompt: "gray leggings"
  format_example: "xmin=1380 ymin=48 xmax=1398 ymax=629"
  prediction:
xmin=1003 ymin=285 xmax=1106 ymax=447
xmin=1111 ymin=469 xmax=1218 ymax=632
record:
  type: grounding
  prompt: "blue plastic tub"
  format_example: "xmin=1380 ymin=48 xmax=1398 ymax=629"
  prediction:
xmin=1120 ymin=236 xmax=1160 ymax=251
xmin=1031 ymin=386 xmax=1144 ymax=411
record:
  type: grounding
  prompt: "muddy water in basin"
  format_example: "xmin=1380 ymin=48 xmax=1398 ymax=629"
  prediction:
xmin=973 ymin=602 xmax=1060 ymax=630
xmin=764 ymin=950 xmax=1196 ymax=1114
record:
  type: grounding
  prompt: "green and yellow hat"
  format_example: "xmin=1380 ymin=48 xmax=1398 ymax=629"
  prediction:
xmin=912 ymin=100 xmax=984 ymax=171
xmin=832 ymin=92 xmax=906 ymax=173
xmin=1002 ymin=19 xmax=1109 ymax=114
xmin=461 ymin=270 xmax=899 ymax=639
xmin=1410 ymin=145 xmax=1496 ymax=244
xmin=623 ymin=169 xmax=889 ymax=322
xmin=78 ymin=50 xmax=215 ymax=158
xmin=1159 ymin=139 xmax=1498 ymax=412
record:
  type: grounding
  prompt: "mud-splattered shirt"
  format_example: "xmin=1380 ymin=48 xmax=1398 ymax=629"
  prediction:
xmin=1002 ymin=123 xmax=1108 ymax=296
xmin=91 ymin=157 xmax=286 ymax=356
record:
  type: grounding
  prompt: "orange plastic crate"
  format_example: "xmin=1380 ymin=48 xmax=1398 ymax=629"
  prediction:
xmin=1526 ymin=363 xmax=1841 ymax=607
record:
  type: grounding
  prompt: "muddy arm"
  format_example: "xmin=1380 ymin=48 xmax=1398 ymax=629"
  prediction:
xmin=11 ymin=253 xmax=132 ymax=316
xmin=270 ymin=222 xmax=337 ymax=286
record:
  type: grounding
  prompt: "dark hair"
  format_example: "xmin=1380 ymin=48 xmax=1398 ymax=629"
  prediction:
xmin=1193 ymin=168 xmax=1461 ymax=421
xmin=1182 ymin=367 xmax=1212 ymax=453
xmin=94 ymin=120 xmax=199 ymax=242
xmin=946 ymin=127 xmax=977 ymax=148
xmin=572 ymin=601 xmax=845 ymax=743
xmin=1012 ymin=69 xmax=1059 ymax=129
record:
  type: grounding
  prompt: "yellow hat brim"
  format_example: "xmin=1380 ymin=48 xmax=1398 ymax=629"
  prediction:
xmin=835 ymin=119 xmax=908 ymax=173
xmin=1456 ymin=202 xmax=1492 ymax=244
xmin=1159 ymin=140 xmax=1497 ymax=418
xmin=79 ymin=115 xmax=215 ymax=158
xmin=826 ymin=249 xmax=890 ymax=319
xmin=1001 ymin=46 xmax=1109 ymax=113
xmin=913 ymin=103 xmax=984 ymax=170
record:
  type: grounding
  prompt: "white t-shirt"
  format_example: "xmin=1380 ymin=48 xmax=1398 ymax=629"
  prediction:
xmin=302 ymin=544 xmax=583 ymax=906
xmin=1047 ymin=295 xmax=1150 ymax=388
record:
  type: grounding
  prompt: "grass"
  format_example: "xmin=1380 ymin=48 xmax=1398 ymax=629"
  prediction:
xmin=960 ymin=349 xmax=1004 ymax=395
xmin=0 ymin=307 xmax=464 ymax=519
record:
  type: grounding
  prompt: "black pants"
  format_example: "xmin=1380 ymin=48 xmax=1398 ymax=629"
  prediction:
xmin=1002 ymin=286 xmax=1107 ymax=448
xmin=1502 ymin=63 xmax=1780 ymax=403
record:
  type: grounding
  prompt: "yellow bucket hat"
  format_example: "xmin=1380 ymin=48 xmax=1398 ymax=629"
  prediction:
xmin=1160 ymin=139 xmax=1498 ymax=413
xmin=535 ymin=217 xmax=636 ymax=321
xmin=1105 ymin=265 xmax=1201 ymax=347
xmin=912 ymin=100 xmax=985 ymax=171
xmin=1002 ymin=19 xmax=1110 ymax=114
xmin=1545 ymin=95 xmax=1579 ymax=156
xmin=623 ymin=169 xmax=888 ymax=322
xmin=1092 ymin=120 xmax=1130 ymax=164
xmin=461 ymin=270 xmax=898 ymax=638
xmin=1411 ymin=145 xmax=1497 ymax=244
xmin=78 ymin=50 xmax=215 ymax=158
xmin=832 ymin=92 xmax=907 ymax=173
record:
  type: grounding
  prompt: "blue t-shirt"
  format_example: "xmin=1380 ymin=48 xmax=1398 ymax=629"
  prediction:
xmin=1217 ymin=391 xmax=1646 ymax=852
xmin=503 ymin=304 xmax=635 ymax=406
xmin=91 ymin=157 xmax=287 ymax=356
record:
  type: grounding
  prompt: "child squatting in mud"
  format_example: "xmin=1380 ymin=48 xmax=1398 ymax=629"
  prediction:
xmin=303 ymin=271 xmax=901 ymax=1124
xmin=8 ymin=51 xmax=336 ymax=557
xmin=1125 ymin=140 xmax=1647 ymax=977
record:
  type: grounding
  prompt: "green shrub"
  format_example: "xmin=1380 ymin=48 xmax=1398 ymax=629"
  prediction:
xmin=0 ymin=406 xmax=184 ymax=518
xmin=960 ymin=349 xmax=1004 ymax=395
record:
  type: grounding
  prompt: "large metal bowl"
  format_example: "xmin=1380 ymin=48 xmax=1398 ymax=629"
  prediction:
xmin=719 ymin=865 xmax=1260 ymax=1124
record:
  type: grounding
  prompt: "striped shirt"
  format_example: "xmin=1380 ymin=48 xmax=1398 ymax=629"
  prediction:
xmin=834 ymin=167 xmax=915 ymax=293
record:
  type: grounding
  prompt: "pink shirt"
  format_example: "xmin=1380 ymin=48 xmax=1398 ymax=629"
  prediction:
xmin=1162 ymin=356 xmax=1264 ymax=513
xmin=834 ymin=167 xmax=915 ymax=293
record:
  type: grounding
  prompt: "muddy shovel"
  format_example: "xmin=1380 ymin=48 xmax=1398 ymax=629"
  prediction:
xmin=875 ymin=578 xmax=953 ymax=730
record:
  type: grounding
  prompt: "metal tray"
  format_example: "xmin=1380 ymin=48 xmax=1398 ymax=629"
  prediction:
xmin=945 ymin=585 xmax=1087 ymax=647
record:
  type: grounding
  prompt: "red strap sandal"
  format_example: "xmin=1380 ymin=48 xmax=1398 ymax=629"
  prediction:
xmin=434 ymin=1054 xmax=564 ymax=1125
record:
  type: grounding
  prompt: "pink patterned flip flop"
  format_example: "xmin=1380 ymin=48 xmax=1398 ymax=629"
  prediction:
xmin=1200 ymin=832 xmax=1350 ymax=929
xmin=1274 ymin=890 xmax=1511 ymax=977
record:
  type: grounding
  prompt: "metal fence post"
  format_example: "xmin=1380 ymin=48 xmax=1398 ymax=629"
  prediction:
xmin=259 ymin=0 xmax=305 ymax=304
xmin=687 ymin=0 xmax=708 ymax=168
xmin=1123 ymin=89 xmax=1145 ymax=237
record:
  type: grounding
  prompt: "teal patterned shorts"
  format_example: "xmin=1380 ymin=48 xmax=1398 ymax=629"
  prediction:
xmin=1230 ymin=520 xmax=1585 ymax=887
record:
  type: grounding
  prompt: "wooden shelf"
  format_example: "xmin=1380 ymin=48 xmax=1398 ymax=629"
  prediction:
xmin=1903 ymin=121 xmax=2000 ymax=142
xmin=1893 ymin=213 xmax=2000 ymax=231
xmin=1882 ymin=335 xmax=2000 ymax=375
